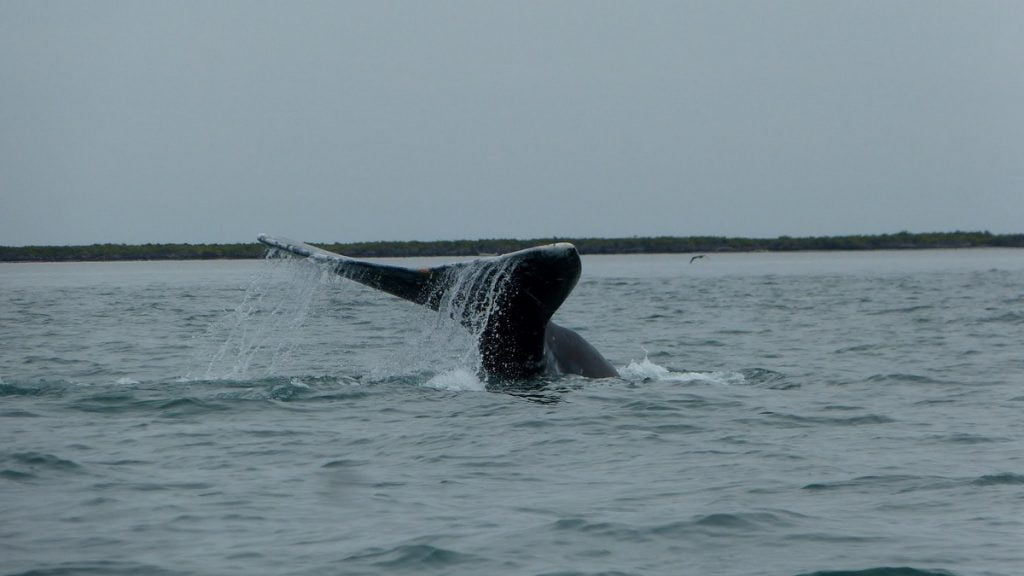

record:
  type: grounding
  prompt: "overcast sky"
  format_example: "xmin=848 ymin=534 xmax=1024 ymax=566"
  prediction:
xmin=2 ymin=1 xmax=1021 ymax=246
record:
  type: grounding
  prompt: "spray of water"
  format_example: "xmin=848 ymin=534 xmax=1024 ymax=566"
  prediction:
xmin=192 ymin=252 xmax=523 ymax=386
xmin=189 ymin=257 xmax=325 ymax=380
xmin=375 ymin=256 xmax=522 ymax=383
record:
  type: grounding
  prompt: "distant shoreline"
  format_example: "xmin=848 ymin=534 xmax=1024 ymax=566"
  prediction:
xmin=1 ymin=231 xmax=1021 ymax=262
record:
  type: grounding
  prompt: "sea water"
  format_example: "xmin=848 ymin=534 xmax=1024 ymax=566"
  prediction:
xmin=1 ymin=250 xmax=1022 ymax=576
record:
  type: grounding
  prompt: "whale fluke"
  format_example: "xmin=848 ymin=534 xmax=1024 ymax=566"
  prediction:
xmin=257 ymin=234 xmax=618 ymax=380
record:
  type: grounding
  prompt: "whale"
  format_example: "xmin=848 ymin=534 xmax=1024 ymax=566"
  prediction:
xmin=257 ymin=234 xmax=618 ymax=380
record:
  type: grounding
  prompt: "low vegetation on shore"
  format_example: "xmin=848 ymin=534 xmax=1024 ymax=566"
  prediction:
xmin=2 ymin=231 xmax=1021 ymax=262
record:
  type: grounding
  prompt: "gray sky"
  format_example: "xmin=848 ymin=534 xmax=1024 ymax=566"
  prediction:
xmin=2 ymin=1 xmax=1022 ymax=246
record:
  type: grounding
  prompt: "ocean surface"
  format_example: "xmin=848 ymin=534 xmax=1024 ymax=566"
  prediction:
xmin=2 ymin=249 xmax=1022 ymax=576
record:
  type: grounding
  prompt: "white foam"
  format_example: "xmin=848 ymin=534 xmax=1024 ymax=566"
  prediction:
xmin=620 ymin=356 xmax=745 ymax=386
xmin=114 ymin=377 xmax=140 ymax=385
xmin=422 ymin=368 xmax=487 ymax=392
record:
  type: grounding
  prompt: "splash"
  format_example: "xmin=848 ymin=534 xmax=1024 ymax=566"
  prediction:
xmin=385 ymin=256 xmax=521 ymax=380
xmin=193 ymin=252 xmax=523 ymax=384
xmin=422 ymin=368 xmax=487 ymax=392
xmin=189 ymin=257 xmax=325 ymax=380
xmin=620 ymin=355 xmax=746 ymax=385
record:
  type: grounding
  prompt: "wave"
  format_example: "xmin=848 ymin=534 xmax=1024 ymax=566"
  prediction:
xmin=4 ymin=561 xmax=189 ymax=576
xmin=0 ymin=376 xmax=371 ymax=420
xmin=342 ymin=542 xmax=484 ymax=572
xmin=866 ymin=373 xmax=948 ymax=385
xmin=802 ymin=475 xmax=954 ymax=493
xmin=971 ymin=472 xmax=1024 ymax=486
xmin=531 ymin=572 xmax=642 ymax=576
xmin=1 ymin=451 xmax=84 ymax=483
xmin=761 ymin=411 xmax=894 ymax=428
xmin=803 ymin=472 xmax=1024 ymax=492
xmin=552 ymin=509 xmax=805 ymax=536
xmin=795 ymin=568 xmax=959 ymax=576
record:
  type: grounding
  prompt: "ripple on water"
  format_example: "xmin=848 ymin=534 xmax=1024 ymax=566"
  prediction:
xmin=552 ymin=518 xmax=651 ymax=543
xmin=1 ymin=451 xmax=83 ymax=482
xmin=550 ymin=510 xmax=805 ymax=544
xmin=757 ymin=411 xmax=895 ymax=428
xmin=651 ymin=510 xmax=804 ymax=538
xmin=794 ymin=568 xmax=959 ymax=576
xmin=802 ymin=475 xmax=957 ymax=493
xmin=3 ymin=561 xmax=190 ymax=576
xmin=0 ymin=380 xmax=70 ymax=398
xmin=971 ymin=472 xmax=1024 ymax=486
xmin=343 ymin=542 xmax=485 ymax=572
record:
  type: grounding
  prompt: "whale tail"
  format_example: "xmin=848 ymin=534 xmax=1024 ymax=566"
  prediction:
xmin=257 ymin=234 xmax=607 ymax=379
xmin=258 ymin=233 xmax=614 ymax=381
